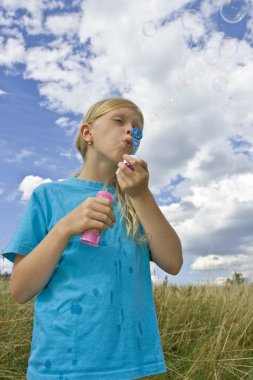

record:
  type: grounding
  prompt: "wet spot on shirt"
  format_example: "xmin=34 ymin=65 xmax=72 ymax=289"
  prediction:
xmin=58 ymin=375 xmax=64 ymax=380
xmin=45 ymin=359 xmax=52 ymax=369
xmin=137 ymin=337 xmax=141 ymax=353
xmin=117 ymin=324 xmax=121 ymax=332
xmin=121 ymin=308 xmax=124 ymax=323
xmin=70 ymin=303 xmax=83 ymax=315
xmin=92 ymin=288 xmax=99 ymax=297
xmin=129 ymin=266 xmax=133 ymax=274
xmin=118 ymin=259 xmax=122 ymax=287
xmin=110 ymin=290 xmax=113 ymax=304
xmin=114 ymin=261 xmax=118 ymax=276
xmin=67 ymin=347 xmax=72 ymax=353
xmin=72 ymin=359 xmax=78 ymax=366
xmin=139 ymin=320 xmax=143 ymax=335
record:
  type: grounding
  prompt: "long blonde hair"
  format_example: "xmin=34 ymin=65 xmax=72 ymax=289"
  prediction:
xmin=71 ymin=97 xmax=149 ymax=245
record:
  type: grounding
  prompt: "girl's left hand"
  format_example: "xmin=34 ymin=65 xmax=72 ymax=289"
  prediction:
xmin=116 ymin=154 xmax=149 ymax=198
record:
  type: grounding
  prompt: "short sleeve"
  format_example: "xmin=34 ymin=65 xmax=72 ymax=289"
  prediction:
xmin=148 ymin=246 xmax=153 ymax=262
xmin=139 ymin=222 xmax=153 ymax=262
xmin=2 ymin=189 xmax=48 ymax=264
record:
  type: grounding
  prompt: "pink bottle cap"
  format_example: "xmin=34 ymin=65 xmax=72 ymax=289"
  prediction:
xmin=96 ymin=191 xmax=115 ymax=201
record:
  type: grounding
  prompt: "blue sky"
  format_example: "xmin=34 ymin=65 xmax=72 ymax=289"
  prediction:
xmin=0 ymin=0 xmax=253 ymax=286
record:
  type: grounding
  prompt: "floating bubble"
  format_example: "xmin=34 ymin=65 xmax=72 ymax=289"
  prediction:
xmin=189 ymin=37 xmax=205 ymax=55
xmin=212 ymin=76 xmax=228 ymax=92
xmin=220 ymin=0 xmax=249 ymax=24
xmin=203 ymin=47 xmax=220 ymax=65
xmin=219 ymin=37 xmax=238 ymax=58
xmin=176 ymin=72 xmax=193 ymax=89
xmin=187 ymin=60 xmax=205 ymax=77
xmin=181 ymin=9 xmax=203 ymax=32
xmin=142 ymin=20 xmax=158 ymax=37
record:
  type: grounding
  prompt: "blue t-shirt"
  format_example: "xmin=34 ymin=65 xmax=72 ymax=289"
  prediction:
xmin=3 ymin=177 xmax=167 ymax=380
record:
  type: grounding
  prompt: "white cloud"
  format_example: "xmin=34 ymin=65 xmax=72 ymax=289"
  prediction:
xmin=4 ymin=148 xmax=34 ymax=163
xmin=18 ymin=175 xmax=52 ymax=201
xmin=60 ymin=150 xmax=74 ymax=159
xmin=191 ymin=254 xmax=249 ymax=271
xmin=45 ymin=12 xmax=81 ymax=37
xmin=0 ymin=35 xmax=26 ymax=66
xmin=0 ymin=89 xmax=7 ymax=95
xmin=0 ymin=0 xmax=66 ymax=35
xmin=55 ymin=116 xmax=80 ymax=136
xmin=0 ymin=254 xmax=13 ymax=274
xmin=159 ymin=172 xmax=253 ymax=257
xmin=213 ymin=276 xmax=228 ymax=286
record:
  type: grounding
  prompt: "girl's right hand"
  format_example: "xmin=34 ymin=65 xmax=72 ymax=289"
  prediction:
xmin=57 ymin=197 xmax=116 ymax=239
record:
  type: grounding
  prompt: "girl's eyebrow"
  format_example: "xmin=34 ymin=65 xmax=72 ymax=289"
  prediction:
xmin=111 ymin=113 xmax=142 ymax=128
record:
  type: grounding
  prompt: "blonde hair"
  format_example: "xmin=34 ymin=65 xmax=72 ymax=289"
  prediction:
xmin=71 ymin=97 xmax=149 ymax=245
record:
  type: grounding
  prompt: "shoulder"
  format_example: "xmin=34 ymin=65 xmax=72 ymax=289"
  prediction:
xmin=31 ymin=179 xmax=68 ymax=205
xmin=33 ymin=179 xmax=67 ymax=194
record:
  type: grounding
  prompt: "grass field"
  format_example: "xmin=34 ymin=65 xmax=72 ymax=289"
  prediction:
xmin=1 ymin=275 xmax=253 ymax=380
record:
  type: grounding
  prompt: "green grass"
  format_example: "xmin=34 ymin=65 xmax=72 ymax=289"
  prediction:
xmin=1 ymin=276 xmax=253 ymax=380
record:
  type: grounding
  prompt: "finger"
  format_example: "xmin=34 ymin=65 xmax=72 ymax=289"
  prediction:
xmin=93 ymin=202 xmax=116 ymax=224
xmin=116 ymin=160 xmax=134 ymax=175
xmin=123 ymin=154 xmax=147 ymax=169
xmin=123 ymin=154 xmax=137 ymax=164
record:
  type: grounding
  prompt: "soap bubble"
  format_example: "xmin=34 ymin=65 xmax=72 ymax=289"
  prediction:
xmin=203 ymin=47 xmax=220 ymax=65
xmin=212 ymin=76 xmax=228 ymax=92
xmin=188 ymin=37 xmax=206 ymax=55
xmin=219 ymin=37 xmax=238 ymax=58
xmin=220 ymin=0 xmax=249 ymax=24
xmin=142 ymin=20 xmax=158 ymax=37
xmin=187 ymin=60 xmax=205 ymax=77
xmin=181 ymin=9 xmax=203 ymax=32
xmin=176 ymin=72 xmax=193 ymax=89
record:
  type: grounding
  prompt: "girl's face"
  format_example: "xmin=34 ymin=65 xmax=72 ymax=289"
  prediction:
xmin=91 ymin=107 xmax=143 ymax=164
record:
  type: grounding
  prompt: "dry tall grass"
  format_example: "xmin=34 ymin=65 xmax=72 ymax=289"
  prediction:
xmin=1 ymin=276 xmax=253 ymax=380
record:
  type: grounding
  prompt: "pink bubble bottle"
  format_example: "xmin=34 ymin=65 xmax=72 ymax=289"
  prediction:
xmin=80 ymin=190 xmax=114 ymax=246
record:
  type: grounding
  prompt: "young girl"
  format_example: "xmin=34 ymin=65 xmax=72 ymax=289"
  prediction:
xmin=3 ymin=97 xmax=182 ymax=379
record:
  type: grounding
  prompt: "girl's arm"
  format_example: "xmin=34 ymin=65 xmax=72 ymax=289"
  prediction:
xmin=129 ymin=189 xmax=183 ymax=275
xmin=10 ymin=222 xmax=70 ymax=304
xmin=10 ymin=195 xmax=115 ymax=304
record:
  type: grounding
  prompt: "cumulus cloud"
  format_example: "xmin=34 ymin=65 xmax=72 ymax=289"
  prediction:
xmin=45 ymin=12 xmax=81 ymax=37
xmin=55 ymin=116 xmax=80 ymax=136
xmin=18 ymin=175 xmax=52 ymax=201
xmin=0 ymin=35 xmax=26 ymax=67
xmin=158 ymin=172 xmax=253 ymax=262
xmin=191 ymin=254 xmax=249 ymax=271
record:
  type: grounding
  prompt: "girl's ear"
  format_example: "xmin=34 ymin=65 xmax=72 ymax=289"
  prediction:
xmin=80 ymin=123 xmax=92 ymax=139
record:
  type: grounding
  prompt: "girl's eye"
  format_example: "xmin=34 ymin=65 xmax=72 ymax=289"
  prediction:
xmin=114 ymin=118 xmax=122 ymax=123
